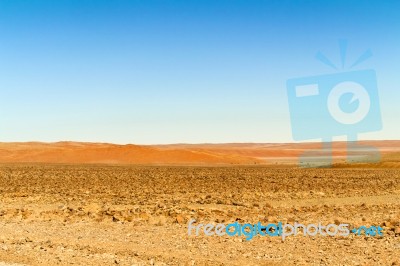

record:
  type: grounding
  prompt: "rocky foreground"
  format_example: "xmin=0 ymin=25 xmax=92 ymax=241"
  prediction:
xmin=0 ymin=165 xmax=399 ymax=265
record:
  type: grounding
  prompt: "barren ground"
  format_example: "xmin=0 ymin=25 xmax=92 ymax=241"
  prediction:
xmin=0 ymin=164 xmax=399 ymax=265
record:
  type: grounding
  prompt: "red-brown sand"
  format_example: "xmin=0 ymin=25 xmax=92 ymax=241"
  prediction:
xmin=0 ymin=141 xmax=399 ymax=165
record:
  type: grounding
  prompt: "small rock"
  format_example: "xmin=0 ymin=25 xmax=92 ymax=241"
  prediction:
xmin=176 ymin=215 xmax=186 ymax=224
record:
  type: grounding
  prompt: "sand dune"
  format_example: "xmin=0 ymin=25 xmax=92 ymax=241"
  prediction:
xmin=0 ymin=142 xmax=259 ymax=165
xmin=157 ymin=141 xmax=400 ymax=166
xmin=0 ymin=141 xmax=399 ymax=165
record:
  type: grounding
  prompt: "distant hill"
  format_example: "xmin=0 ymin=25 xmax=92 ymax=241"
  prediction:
xmin=0 ymin=142 xmax=259 ymax=165
xmin=0 ymin=141 xmax=399 ymax=166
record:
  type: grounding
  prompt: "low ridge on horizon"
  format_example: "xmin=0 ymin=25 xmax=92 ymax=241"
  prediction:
xmin=0 ymin=140 xmax=400 ymax=166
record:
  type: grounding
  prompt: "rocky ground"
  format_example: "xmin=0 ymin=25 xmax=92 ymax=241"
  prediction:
xmin=0 ymin=164 xmax=399 ymax=265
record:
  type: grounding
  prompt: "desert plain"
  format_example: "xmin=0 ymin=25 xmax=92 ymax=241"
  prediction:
xmin=0 ymin=141 xmax=399 ymax=265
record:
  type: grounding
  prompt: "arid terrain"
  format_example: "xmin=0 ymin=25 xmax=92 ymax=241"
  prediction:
xmin=0 ymin=164 xmax=399 ymax=265
xmin=1 ymin=141 xmax=400 ymax=166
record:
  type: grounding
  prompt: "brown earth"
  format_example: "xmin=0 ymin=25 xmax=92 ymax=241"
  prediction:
xmin=0 ymin=164 xmax=399 ymax=265
xmin=1 ymin=141 xmax=400 ymax=166
xmin=0 ymin=142 xmax=258 ymax=165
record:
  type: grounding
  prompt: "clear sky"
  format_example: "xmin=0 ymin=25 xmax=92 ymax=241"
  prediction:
xmin=0 ymin=0 xmax=399 ymax=144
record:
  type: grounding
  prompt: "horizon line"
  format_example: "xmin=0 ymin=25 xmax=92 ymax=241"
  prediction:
xmin=1 ymin=139 xmax=400 ymax=146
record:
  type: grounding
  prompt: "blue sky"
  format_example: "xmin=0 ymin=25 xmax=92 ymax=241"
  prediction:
xmin=0 ymin=0 xmax=399 ymax=144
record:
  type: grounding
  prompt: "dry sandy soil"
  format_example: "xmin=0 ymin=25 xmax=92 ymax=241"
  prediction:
xmin=0 ymin=164 xmax=399 ymax=265
xmin=1 ymin=141 xmax=400 ymax=166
